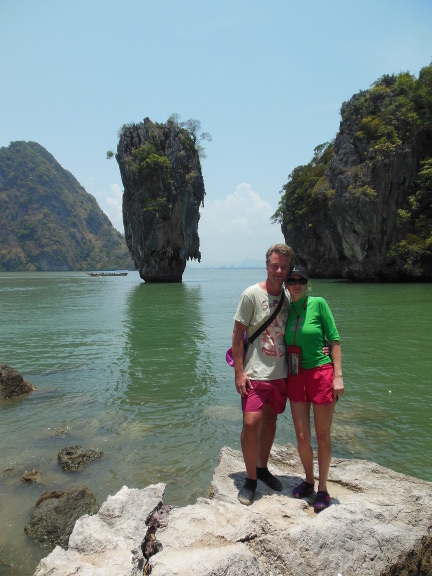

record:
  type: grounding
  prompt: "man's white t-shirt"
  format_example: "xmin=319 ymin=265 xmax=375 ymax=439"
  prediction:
xmin=233 ymin=283 xmax=290 ymax=380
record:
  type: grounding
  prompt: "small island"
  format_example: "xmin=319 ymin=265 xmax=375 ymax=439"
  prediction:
xmin=116 ymin=116 xmax=207 ymax=283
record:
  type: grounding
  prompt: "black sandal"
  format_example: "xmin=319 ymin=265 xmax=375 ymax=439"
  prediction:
xmin=313 ymin=490 xmax=330 ymax=511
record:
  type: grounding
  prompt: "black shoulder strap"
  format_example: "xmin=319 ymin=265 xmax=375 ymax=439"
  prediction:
xmin=248 ymin=291 xmax=285 ymax=345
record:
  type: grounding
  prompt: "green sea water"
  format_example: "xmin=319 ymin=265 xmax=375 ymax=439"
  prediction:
xmin=0 ymin=269 xmax=431 ymax=575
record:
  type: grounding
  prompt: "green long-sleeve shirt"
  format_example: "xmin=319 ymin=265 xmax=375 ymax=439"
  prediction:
xmin=284 ymin=295 xmax=340 ymax=369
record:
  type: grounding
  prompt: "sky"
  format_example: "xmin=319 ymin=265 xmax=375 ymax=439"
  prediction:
xmin=1 ymin=0 xmax=432 ymax=268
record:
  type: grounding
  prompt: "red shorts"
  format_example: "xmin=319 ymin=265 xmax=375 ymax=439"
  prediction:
xmin=287 ymin=363 xmax=334 ymax=405
xmin=242 ymin=378 xmax=288 ymax=414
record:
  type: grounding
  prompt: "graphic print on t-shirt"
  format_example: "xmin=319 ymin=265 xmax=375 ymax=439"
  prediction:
xmin=259 ymin=298 xmax=286 ymax=358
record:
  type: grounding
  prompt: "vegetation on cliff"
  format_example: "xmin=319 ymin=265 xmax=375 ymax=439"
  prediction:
xmin=273 ymin=63 xmax=432 ymax=280
xmin=0 ymin=141 xmax=134 ymax=271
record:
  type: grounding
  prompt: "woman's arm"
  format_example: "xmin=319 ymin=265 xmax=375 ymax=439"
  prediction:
xmin=331 ymin=341 xmax=344 ymax=400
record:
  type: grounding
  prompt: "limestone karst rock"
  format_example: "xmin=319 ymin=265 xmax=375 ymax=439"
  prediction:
xmin=283 ymin=104 xmax=428 ymax=280
xmin=278 ymin=66 xmax=432 ymax=281
xmin=116 ymin=117 xmax=205 ymax=282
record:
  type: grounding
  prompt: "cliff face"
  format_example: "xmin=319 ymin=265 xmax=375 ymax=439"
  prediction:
xmin=279 ymin=65 xmax=432 ymax=281
xmin=0 ymin=141 xmax=134 ymax=272
xmin=116 ymin=117 xmax=205 ymax=282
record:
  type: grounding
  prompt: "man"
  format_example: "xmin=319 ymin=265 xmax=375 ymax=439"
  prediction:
xmin=232 ymin=243 xmax=294 ymax=505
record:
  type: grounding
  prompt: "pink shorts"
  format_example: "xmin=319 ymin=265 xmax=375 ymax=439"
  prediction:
xmin=242 ymin=378 xmax=288 ymax=414
xmin=287 ymin=363 xmax=334 ymax=405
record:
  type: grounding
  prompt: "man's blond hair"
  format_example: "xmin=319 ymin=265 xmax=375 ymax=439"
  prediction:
xmin=266 ymin=244 xmax=294 ymax=262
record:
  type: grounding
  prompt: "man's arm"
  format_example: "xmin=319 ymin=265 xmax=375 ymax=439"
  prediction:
xmin=232 ymin=320 xmax=252 ymax=397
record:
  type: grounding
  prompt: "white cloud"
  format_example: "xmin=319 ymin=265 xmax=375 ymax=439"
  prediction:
xmin=93 ymin=183 xmax=124 ymax=232
xmin=197 ymin=183 xmax=285 ymax=268
xmin=92 ymin=181 xmax=285 ymax=266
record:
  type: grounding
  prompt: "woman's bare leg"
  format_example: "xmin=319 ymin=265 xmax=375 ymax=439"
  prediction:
xmin=290 ymin=402 xmax=314 ymax=484
xmin=312 ymin=402 xmax=335 ymax=492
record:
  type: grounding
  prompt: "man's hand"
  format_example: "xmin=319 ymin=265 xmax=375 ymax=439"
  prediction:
xmin=232 ymin=320 xmax=252 ymax=397
xmin=235 ymin=371 xmax=253 ymax=397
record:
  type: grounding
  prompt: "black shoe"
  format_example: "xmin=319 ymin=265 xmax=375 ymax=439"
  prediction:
xmin=237 ymin=478 xmax=257 ymax=505
xmin=238 ymin=485 xmax=255 ymax=505
xmin=256 ymin=467 xmax=282 ymax=491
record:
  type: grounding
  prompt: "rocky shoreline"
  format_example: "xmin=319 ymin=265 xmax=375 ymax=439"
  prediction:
xmin=33 ymin=443 xmax=432 ymax=575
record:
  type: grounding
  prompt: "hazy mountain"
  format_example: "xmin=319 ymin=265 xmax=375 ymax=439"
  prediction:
xmin=0 ymin=141 xmax=134 ymax=271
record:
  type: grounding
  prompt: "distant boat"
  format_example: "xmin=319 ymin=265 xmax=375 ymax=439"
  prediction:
xmin=86 ymin=271 xmax=128 ymax=277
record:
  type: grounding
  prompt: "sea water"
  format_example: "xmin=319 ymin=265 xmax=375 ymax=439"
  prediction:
xmin=0 ymin=269 xmax=431 ymax=575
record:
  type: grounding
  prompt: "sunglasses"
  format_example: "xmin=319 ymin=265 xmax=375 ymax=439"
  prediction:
xmin=286 ymin=278 xmax=308 ymax=285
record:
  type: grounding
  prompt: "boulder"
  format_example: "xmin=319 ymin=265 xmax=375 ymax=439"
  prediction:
xmin=25 ymin=485 xmax=99 ymax=549
xmin=58 ymin=445 xmax=103 ymax=471
xmin=33 ymin=445 xmax=432 ymax=575
xmin=0 ymin=364 xmax=35 ymax=399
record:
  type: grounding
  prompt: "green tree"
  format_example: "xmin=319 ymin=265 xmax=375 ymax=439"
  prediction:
xmin=167 ymin=114 xmax=212 ymax=158
xmin=272 ymin=142 xmax=334 ymax=226
xmin=130 ymin=143 xmax=172 ymax=188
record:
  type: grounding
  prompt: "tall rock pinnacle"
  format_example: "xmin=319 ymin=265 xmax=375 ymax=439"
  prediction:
xmin=116 ymin=117 xmax=205 ymax=282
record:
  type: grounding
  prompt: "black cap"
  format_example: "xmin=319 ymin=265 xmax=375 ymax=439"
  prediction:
xmin=287 ymin=265 xmax=309 ymax=280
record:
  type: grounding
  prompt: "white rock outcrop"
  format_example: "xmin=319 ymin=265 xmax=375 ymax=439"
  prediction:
xmin=33 ymin=483 xmax=165 ymax=576
xmin=34 ymin=444 xmax=432 ymax=576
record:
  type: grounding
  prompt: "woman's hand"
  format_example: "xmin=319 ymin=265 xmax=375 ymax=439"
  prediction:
xmin=333 ymin=375 xmax=344 ymax=400
xmin=330 ymin=341 xmax=344 ymax=400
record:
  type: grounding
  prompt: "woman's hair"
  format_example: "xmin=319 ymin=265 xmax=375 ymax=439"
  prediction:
xmin=266 ymin=244 xmax=294 ymax=262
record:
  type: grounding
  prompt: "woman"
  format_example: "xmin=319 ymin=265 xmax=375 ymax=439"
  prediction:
xmin=284 ymin=264 xmax=344 ymax=512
